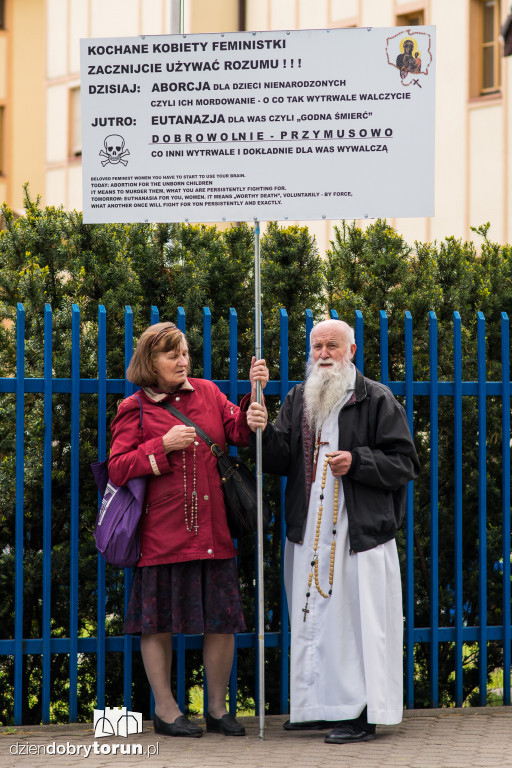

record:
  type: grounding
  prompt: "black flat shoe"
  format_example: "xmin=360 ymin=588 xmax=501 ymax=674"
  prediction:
xmin=153 ymin=713 xmax=203 ymax=738
xmin=283 ymin=719 xmax=339 ymax=731
xmin=324 ymin=723 xmax=376 ymax=744
xmin=205 ymin=712 xmax=245 ymax=736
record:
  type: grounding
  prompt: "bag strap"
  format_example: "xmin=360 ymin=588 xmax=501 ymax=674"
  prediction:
xmin=134 ymin=394 xmax=143 ymax=433
xmin=125 ymin=393 xmax=143 ymax=434
xmin=159 ymin=401 xmax=225 ymax=459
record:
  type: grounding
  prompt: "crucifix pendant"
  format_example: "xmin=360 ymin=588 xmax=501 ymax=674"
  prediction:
xmin=302 ymin=603 xmax=310 ymax=622
xmin=312 ymin=431 xmax=329 ymax=482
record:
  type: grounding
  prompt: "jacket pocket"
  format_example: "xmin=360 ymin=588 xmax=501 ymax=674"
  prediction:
xmin=352 ymin=482 xmax=395 ymax=534
xmin=145 ymin=487 xmax=182 ymax=513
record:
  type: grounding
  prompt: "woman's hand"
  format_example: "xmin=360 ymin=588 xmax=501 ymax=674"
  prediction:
xmin=247 ymin=402 xmax=268 ymax=433
xmin=162 ymin=425 xmax=196 ymax=454
xmin=250 ymin=356 xmax=269 ymax=402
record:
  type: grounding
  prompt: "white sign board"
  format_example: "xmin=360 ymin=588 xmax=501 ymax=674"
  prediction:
xmin=80 ymin=27 xmax=435 ymax=223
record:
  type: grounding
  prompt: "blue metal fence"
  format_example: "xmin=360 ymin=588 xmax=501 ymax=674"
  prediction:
xmin=1 ymin=303 xmax=511 ymax=724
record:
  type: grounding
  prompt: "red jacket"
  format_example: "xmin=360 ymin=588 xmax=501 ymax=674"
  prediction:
xmin=108 ymin=379 xmax=251 ymax=566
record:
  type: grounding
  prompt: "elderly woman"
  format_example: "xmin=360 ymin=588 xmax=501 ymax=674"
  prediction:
xmin=108 ymin=321 xmax=268 ymax=738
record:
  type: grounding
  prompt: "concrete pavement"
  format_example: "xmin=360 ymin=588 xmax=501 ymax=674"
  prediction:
xmin=1 ymin=708 xmax=512 ymax=768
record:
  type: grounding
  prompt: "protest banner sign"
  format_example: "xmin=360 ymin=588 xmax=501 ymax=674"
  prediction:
xmin=80 ymin=27 xmax=435 ymax=223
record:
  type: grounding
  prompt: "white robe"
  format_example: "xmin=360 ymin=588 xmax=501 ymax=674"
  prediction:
xmin=284 ymin=395 xmax=404 ymax=725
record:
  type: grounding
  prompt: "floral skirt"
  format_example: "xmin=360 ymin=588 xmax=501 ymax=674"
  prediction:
xmin=123 ymin=557 xmax=246 ymax=635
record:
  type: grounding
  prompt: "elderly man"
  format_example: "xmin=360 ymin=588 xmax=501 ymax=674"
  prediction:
xmin=247 ymin=319 xmax=420 ymax=744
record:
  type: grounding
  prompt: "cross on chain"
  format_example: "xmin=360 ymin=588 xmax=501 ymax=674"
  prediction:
xmin=312 ymin=430 xmax=329 ymax=482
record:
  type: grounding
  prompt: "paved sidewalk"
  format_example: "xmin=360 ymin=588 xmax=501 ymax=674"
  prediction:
xmin=1 ymin=708 xmax=512 ymax=768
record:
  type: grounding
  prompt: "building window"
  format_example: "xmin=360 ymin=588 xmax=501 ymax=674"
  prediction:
xmin=69 ymin=87 xmax=82 ymax=157
xmin=481 ymin=0 xmax=500 ymax=92
xmin=396 ymin=9 xmax=425 ymax=27
xmin=0 ymin=1 xmax=5 ymax=30
xmin=238 ymin=0 xmax=246 ymax=30
xmin=470 ymin=0 xmax=501 ymax=96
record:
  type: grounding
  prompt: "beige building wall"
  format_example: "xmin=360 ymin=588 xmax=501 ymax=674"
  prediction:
xmin=1 ymin=0 xmax=46 ymax=213
xmin=0 ymin=5 xmax=7 ymax=208
xmin=1 ymin=0 xmax=511 ymax=254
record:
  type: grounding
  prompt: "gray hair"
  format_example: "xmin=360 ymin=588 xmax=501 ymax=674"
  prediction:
xmin=309 ymin=319 xmax=355 ymax=346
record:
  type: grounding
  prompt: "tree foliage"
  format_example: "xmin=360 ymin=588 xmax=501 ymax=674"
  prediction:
xmin=0 ymin=193 xmax=510 ymax=722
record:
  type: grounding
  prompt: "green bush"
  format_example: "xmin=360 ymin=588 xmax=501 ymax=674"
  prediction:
xmin=0 ymin=190 xmax=510 ymax=721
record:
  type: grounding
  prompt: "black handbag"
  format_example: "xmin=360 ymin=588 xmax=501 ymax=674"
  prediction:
xmin=160 ymin=402 xmax=271 ymax=538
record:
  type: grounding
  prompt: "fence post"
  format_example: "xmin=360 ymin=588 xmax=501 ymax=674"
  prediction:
xmin=203 ymin=307 xmax=212 ymax=380
xmin=69 ymin=305 xmax=80 ymax=721
xmin=228 ymin=307 xmax=238 ymax=716
xmin=14 ymin=303 xmax=25 ymax=725
xmin=404 ymin=310 xmax=414 ymax=709
xmin=380 ymin=310 xmax=389 ymax=386
xmin=96 ymin=306 xmax=107 ymax=713
xmin=229 ymin=308 xmax=238 ymax=408
xmin=453 ymin=312 xmax=464 ymax=707
xmin=354 ymin=310 xmax=364 ymax=373
xmin=123 ymin=306 xmax=135 ymax=711
xmin=279 ymin=307 xmax=290 ymax=714
xmin=177 ymin=306 xmax=186 ymax=333
xmin=501 ymin=312 xmax=511 ymax=706
xmin=477 ymin=312 xmax=487 ymax=705
xmin=429 ymin=310 xmax=439 ymax=708
xmin=42 ymin=304 xmax=53 ymax=723
xmin=305 ymin=309 xmax=313 ymax=362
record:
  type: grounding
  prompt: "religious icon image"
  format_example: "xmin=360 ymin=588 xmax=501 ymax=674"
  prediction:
xmin=386 ymin=29 xmax=433 ymax=87
xmin=100 ymin=134 xmax=130 ymax=166
xmin=396 ymin=38 xmax=422 ymax=77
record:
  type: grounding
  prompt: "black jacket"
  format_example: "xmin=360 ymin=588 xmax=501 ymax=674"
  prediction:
xmin=254 ymin=369 xmax=420 ymax=553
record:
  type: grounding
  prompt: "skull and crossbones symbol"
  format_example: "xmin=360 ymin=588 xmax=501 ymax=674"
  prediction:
xmin=99 ymin=135 xmax=130 ymax=166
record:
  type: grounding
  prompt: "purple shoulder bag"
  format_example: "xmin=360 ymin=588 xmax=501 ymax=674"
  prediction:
xmin=91 ymin=395 xmax=147 ymax=568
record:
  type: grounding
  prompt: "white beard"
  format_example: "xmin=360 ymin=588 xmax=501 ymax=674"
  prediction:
xmin=304 ymin=359 xmax=354 ymax=431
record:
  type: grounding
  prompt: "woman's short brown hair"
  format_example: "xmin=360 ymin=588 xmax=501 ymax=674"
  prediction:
xmin=126 ymin=322 xmax=189 ymax=388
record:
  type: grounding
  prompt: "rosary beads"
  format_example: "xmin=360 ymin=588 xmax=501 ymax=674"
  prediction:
xmin=302 ymin=456 xmax=339 ymax=622
xmin=182 ymin=441 xmax=199 ymax=534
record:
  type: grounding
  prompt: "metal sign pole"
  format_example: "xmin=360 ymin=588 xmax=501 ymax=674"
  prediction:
xmin=170 ymin=0 xmax=183 ymax=34
xmin=254 ymin=219 xmax=265 ymax=739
